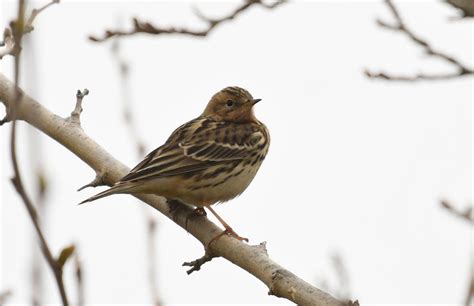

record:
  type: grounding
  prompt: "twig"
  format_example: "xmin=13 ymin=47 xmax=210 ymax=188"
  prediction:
xmin=0 ymin=72 xmax=352 ymax=306
xmin=24 ymin=0 xmax=60 ymax=34
xmin=440 ymin=200 xmax=473 ymax=225
xmin=77 ymin=171 xmax=106 ymax=191
xmin=0 ymin=0 xmax=59 ymax=60
xmin=89 ymin=0 xmax=286 ymax=42
xmin=74 ymin=252 xmax=85 ymax=306
xmin=365 ymin=0 xmax=473 ymax=81
xmin=7 ymin=1 xmax=69 ymax=305
xmin=0 ymin=28 xmax=14 ymax=59
xmin=68 ymin=89 xmax=89 ymax=125
xmin=440 ymin=199 xmax=473 ymax=305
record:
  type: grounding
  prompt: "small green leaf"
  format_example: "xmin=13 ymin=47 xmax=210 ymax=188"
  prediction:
xmin=57 ymin=245 xmax=75 ymax=269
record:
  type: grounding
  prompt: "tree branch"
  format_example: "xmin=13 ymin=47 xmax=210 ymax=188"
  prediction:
xmin=0 ymin=72 xmax=355 ymax=306
xmin=0 ymin=0 xmax=59 ymax=60
xmin=365 ymin=0 xmax=473 ymax=81
xmin=6 ymin=0 xmax=69 ymax=304
xmin=89 ymin=0 xmax=286 ymax=42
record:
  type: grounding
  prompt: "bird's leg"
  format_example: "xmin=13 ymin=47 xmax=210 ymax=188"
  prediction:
xmin=205 ymin=205 xmax=249 ymax=246
xmin=185 ymin=207 xmax=207 ymax=231
xmin=167 ymin=199 xmax=186 ymax=222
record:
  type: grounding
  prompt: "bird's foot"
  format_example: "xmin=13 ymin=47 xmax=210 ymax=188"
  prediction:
xmin=182 ymin=249 xmax=215 ymax=275
xmin=207 ymin=226 xmax=248 ymax=249
xmin=185 ymin=207 xmax=207 ymax=232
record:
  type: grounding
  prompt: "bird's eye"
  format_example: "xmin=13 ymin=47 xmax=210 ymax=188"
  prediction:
xmin=226 ymin=100 xmax=235 ymax=108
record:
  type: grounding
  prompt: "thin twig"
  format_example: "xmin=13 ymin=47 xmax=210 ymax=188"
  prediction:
xmin=0 ymin=0 xmax=59 ymax=60
xmin=77 ymin=172 xmax=106 ymax=191
xmin=8 ymin=1 xmax=69 ymax=305
xmin=24 ymin=0 xmax=60 ymax=33
xmin=89 ymin=0 xmax=286 ymax=42
xmin=68 ymin=89 xmax=89 ymax=126
xmin=440 ymin=200 xmax=473 ymax=225
xmin=74 ymin=252 xmax=85 ymax=306
xmin=0 ymin=28 xmax=14 ymax=59
xmin=365 ymin=0 xmax=473 ymax=81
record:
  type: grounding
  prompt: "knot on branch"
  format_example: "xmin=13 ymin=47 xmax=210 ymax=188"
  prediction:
xmin=67 ymin=88 xmax=89 ymax=126
xmin=77 ymin=171 xmax=107 ymax=191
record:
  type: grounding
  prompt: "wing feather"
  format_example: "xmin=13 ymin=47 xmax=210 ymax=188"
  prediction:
xmin=118 ymin=117 xmax=264 ymax=183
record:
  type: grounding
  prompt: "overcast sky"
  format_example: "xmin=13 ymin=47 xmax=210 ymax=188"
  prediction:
xmin=1 ymin=1 xmax=472 ymax=305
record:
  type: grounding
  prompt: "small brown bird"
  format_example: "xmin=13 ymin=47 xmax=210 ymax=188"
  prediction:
xmin=80 ymin=86 xmax=270 ymax=241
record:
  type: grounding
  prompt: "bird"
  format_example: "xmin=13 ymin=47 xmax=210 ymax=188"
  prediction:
xmin=80 ymin=86 xmax=270 ymax=242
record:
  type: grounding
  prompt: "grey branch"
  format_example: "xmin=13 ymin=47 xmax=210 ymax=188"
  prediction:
xmin=89 ymin=0 xmax=286 ymax=42
xmin=0 ymin=72 xmax=355 ymax=306
xmin=365 ymin=0 xmax=473 ymax=81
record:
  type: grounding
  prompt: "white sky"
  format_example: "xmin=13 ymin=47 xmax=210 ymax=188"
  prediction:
xmin=0 ymin=1 xmax=472 ymax=305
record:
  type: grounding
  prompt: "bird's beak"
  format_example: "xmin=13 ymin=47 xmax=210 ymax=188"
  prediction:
xmin=251 ymin=98 xmax=262 ymax=105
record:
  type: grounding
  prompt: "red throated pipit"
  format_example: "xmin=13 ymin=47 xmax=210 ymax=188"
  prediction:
xmin=80 ymin=86 xmax=270 ymax=242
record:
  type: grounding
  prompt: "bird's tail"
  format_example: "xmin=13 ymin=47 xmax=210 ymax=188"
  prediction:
xmin=79 ymin=183 xmax=136 ymax=205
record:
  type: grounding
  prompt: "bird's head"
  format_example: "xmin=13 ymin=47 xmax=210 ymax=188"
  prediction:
xmin=202 ymin=86 xmax=261 ymax=123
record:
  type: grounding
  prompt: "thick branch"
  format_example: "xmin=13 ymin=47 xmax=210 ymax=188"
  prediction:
xmin=89 ymin=0 xmax=286 ymax=42
xmin=365 ymin=0 xmax=473 ymax=81
xmin=0 ymin=72 xmax=351 ymax=306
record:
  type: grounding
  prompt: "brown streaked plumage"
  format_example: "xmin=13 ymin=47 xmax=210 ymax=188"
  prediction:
xmin=80 ymin=86 xmax=270 ymax=242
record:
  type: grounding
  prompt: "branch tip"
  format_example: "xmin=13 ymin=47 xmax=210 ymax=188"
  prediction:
xmin=89 ymin=0 xmax=286 ymax=42
xmin=68 ymin=88 xmax=90 ymax=125
xmin=77 ymin=173 xmax=106 ymax=191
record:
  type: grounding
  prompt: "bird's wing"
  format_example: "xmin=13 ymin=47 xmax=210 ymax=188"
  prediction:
xmin=118 ymin=117 xmax=264 ymax=182
xmin=179 ymin=122 xmax=265 ymax=162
